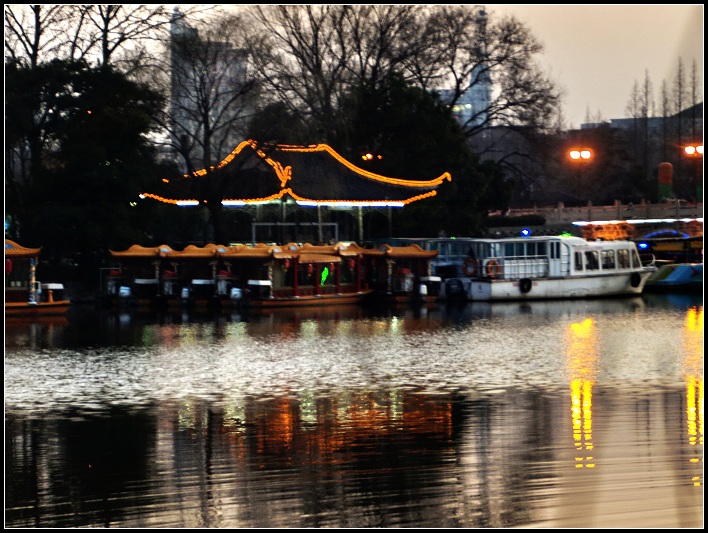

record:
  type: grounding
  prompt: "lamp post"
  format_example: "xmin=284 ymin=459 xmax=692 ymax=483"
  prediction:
xmin=683 ymin=143 xmax=703 ymax=202
xmin=569 ymin=148 xmax=593 ymax=217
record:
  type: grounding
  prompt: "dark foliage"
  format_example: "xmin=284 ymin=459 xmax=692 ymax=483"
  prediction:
xmin=5 ymin=60 xmax=167 ymax=277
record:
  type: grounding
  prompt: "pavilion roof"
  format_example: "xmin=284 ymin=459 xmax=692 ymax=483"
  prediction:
xmin=141 ymin=140 xmax=452 ymax=207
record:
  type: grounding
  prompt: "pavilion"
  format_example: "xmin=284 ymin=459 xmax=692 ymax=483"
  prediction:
xmin=140 ymin=140 xmax=452 ymax=243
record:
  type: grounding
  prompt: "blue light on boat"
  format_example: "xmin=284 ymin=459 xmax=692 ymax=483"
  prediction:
xmin=638 ymin=242 xmax=649 ymax=250
xmin=521 ymin=228 xmax=531 ymax=237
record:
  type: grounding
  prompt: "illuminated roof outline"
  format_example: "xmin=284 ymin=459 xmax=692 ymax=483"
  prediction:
xmin=141 ymin=139 xmax=452 ymax=207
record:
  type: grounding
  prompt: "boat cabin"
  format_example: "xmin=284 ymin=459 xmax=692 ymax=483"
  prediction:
xmin=5 ymin=239 xmax=70 ymax=315
xmin=464 ymin=236 xmax=647 ymax=279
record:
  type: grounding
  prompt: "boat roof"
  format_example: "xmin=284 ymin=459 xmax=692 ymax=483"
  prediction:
xmin=107 ymin=242 xmax=435 ymax=262
xmin=370 ymin=243 xmax=438 ymax=258
xmin=464 ymin=236 xmax=638 ymax=248
xmin=5 ymin=239 xmax=41 ymax=258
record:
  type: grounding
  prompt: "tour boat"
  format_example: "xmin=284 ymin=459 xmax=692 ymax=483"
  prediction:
xmin=105 ymin=242 xmax=375 ymax=309
xmin=227 ymin=242 xmax=377 ymax=309
xmin=103 ymin=241 xmax=442 ymax=309
xmin=360 ymin=243 xmax=441 ymax=305
xmin=5 ymin=239 xmax=71 ymax=317
xmin=436 ymin=235 xmax=656 ymax=301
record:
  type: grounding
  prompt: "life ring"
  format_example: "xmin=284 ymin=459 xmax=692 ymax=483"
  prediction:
xmin=463 ymin=258 xmax=478 ymax=277
xmin=630 ymin=272 xmax=641 ymax=288
xmin=519 ymin=278 xmax=532 ymax=294
xmin=485 ymin=259 xmax=501 ymax=279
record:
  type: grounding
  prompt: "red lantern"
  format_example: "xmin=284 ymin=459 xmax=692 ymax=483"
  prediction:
xmin=307 ymin=263 xmax=314 ymax=275
xmin=348 ymin=258 xmax=355 ymax=270
xmin=283 ymin=259 xmax=290 ymax=269
xmin=329 ymin=262 xmax=335 ymax=271
xmin=5 ymin=259 xmax=12 ymax=274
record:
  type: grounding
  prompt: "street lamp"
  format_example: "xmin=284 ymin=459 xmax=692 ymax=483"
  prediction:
xmin=569 ymin=149 xmax=593 ymax=161
xmin=683 ymin=143 xmax=703 ymax=201
xmin=684 ymin=144 xmax=703 ymax=157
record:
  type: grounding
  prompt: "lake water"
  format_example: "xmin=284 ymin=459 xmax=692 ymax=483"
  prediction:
xmin=5 ymin=293 xmax=703 ymax=528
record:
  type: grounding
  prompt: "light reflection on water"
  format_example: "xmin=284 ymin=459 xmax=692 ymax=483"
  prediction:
xmin=4 ymin=293 xmax=703 ymax=528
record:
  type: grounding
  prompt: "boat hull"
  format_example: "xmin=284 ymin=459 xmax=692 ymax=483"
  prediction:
xmin=5 ymin=300 xmax=72 ymax=317
xmin=247 ymin=290 xmax=374 ymax=309
xmin=448 ymin=271 xmax=654 ymax=302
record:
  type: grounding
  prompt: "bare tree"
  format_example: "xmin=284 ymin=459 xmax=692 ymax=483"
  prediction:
xmin=659 ymin=80 xmax=671 ymax=161
xmin=671 ymin=57 xmax=689 ymax=191
xmin=5 ymin=4 xmax=212 ymax=73
xmin=688 ymin=58 xmax=702 ymax=142
xmin=147 ymin=9 xmax=261 ymax=244
xmin=406 ymin=7 xmax=561 ymax=137
xmin=161 ymin=10 xmax=258 ymax=172
xmin=4 ymin=5 xmax=75 ymax=68
xmin=243 ymin=5 xmax=560 ymax=143
xmin=244 ymin=5 xmax=354 ymax=140
xmin=625 ymin=80 xmax=641 ymax=119
xmin=672 ymin=57 xmax=687 ymax=148
xmin=640 ymin=70 xmax=654 ymax=181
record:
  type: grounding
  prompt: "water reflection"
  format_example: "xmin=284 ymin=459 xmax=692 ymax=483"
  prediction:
xmin=683 ymin=305 xmax=703 ymax=489
xmin=5 ymin=295 xmax=704 ymax=528
xmin=7 ymin=384 xmax=702 ymax=528
xmin=565 ymin=318 xmax=598 ymax=469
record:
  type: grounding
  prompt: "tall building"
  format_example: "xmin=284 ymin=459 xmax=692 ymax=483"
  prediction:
xmin=437 ymin=6 xmax=492 ymax=129
xmin=169 ymin=8 xmax=254 ymax=170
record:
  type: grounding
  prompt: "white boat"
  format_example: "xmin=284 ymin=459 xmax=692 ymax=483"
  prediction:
xmin=430 ymin=236 xmax=656 ymax=301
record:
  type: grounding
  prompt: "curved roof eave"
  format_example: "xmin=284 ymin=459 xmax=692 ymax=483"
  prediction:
xmin=140 ymin=139 xmax=452 ymax=206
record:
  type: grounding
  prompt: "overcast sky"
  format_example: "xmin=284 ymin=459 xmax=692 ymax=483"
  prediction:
xmin=489 ymin=4 xmax=703 ymax=128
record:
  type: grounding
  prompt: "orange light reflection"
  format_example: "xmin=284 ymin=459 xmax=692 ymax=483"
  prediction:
xmin=566 ymin=318 xmax=598 ymax=469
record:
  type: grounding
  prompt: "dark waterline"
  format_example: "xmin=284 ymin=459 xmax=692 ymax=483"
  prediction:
xmin=5 ymin=293 xmax=704 ymax=528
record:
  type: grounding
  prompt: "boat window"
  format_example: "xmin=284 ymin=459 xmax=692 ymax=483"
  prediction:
xmin=505 ymin=242 xmax=515 ymax=257
xmin=631 ymin=249 xmax=642 ymax=268
xmin=585 ymin=251 xmax=599 ymax=270
xmin=601 ymin=250 xmax=616 ymax=270
xmin=549 ymin=241 xmax=560 ymax=259
xmin=617 ymin=249 xmax=630 ymax=268
xmin=575 ymin=251 xmax=584 ymax=270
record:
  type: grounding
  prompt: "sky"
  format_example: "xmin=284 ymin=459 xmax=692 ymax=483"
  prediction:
xmin=489 ymin=4 xmax=704 ymax=128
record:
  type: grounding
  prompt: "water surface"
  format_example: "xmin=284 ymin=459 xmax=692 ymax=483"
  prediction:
xmin=5 ymin=293 xmax=703 ymax=528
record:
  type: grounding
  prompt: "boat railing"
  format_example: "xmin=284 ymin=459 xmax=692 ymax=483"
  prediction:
xmin=496 ymin=256 xmax=549 ymax=279
xmin=640 ymin=253 xmax=657 ymax=268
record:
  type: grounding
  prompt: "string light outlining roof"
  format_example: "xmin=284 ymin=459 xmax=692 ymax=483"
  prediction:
xmin=140 ymin=140 xmax=452 ymax=208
